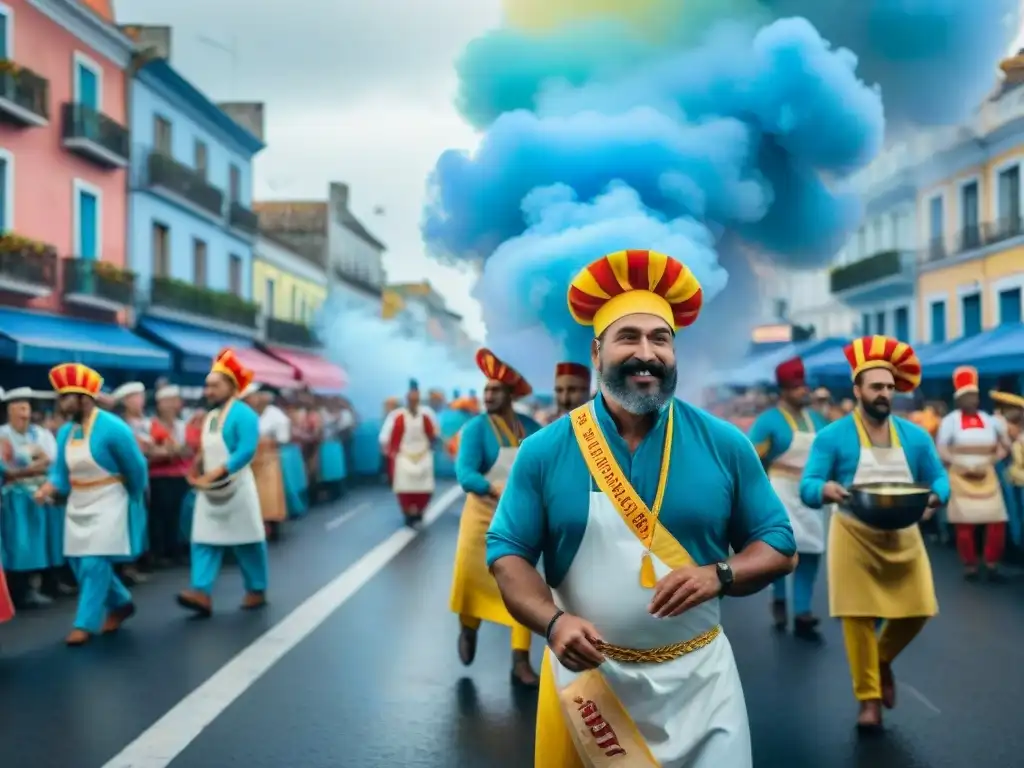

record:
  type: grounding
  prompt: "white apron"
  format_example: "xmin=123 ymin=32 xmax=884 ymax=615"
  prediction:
xmin=546 ymin=480 xmax=752 ymax=766
xmin=393 ymin=410 xmax=435 ymax=495
xmin=64 ymin=412 xmax=131 ymax=558
xmin=192 ymin=401 xmax=265 ymax=546
xmin=943 ymin=416 xmax=1008 ymax=525
xmin=767 ymin=410 xmax=825 ymax=554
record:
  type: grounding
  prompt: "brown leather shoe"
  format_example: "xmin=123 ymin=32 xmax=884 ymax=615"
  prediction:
xmin=879 ymin=661 xmax=896 ymax=709
xmin=856 ymin=699 xmax=883 ymax=731
xmin=102 ymin=603 xmax=136 ymax=634
xmin=511 ymin=650 xmax=539 ymax=688
xmin=65 ymin=629 xmax=91 ymax=646
xmin=458 ymin=626 xmax=478 ymax=666
xmin=240 ymin=591 xmax=267 ymax=610
xmin=176 ymin=589 xmax=213 ymax=617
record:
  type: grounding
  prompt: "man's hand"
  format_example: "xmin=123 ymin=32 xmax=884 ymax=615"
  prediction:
xmin=822 ymin=481 xmax=850 ymax=504
xmin=921 ymin=493 xmax=941 ymax=521
xmin=548 ymin=613 xmax=605 ymax=671
xmin=488 ymin=482 xmax=504 ymax=500
xmin=33 ymin=481 xmax=56 ymax=504
xmin=648 ymin=565 xmax=722 ymax=619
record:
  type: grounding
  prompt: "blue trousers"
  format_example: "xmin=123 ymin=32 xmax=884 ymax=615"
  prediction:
xmin=772 ymin=552 xmax=821 ymax=616
xmin=69 ymin=556 xmax=133 ymax=633
xmin=190 ymin=542 xmax=269 ymax=594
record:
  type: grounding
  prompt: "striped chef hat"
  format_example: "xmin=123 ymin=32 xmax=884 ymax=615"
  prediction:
xmin=843 ymin=336 xmax=921 ymax=393
xmin=476 ymin=348 xmax=532 ymax=399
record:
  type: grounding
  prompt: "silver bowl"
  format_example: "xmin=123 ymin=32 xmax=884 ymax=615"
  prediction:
xmin=846 ymin=482 xmax=932 ymax=531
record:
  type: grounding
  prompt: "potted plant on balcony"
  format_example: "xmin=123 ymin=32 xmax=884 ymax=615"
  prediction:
xmin=0 ymin=60 xmax=20 ymax=76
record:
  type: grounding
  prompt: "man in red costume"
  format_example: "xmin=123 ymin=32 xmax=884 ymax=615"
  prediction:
xmin=379 ymin=380 xmax=440 ymax=524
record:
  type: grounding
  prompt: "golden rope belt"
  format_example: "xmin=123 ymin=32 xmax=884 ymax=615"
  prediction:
xmin=594 ymin=624 xmax=721 ymax=664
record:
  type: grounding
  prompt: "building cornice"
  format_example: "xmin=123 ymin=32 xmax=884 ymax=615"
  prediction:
xmin=29 ymin=0 xmax=135 ymax=68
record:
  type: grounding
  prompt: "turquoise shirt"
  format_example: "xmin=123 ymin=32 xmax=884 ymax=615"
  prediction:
xmin=219 ymin=400 xmax=261 ymax=474
xmin=456 ymin=412 xmax=542 ymax=495
xmin=50 ymin=410 xmax=149 ymax=499
xmin=799 ymin=414 xmax=950 ymax=508
xmin=748 ymin=407 xmax=828 ymax=465
xmin=485 ymin=395 xmax=796 ymax=588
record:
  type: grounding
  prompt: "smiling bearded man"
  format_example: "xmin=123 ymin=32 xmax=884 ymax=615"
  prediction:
xmin=485 ymin=249 xmax=797 ymax=767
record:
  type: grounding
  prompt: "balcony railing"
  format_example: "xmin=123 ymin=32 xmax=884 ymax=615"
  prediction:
xmin=829 ymin=249 xmax=907 ymax=294
xmin=62 ymin=257 xmax=135 ymax=306
xmin=61 ymin=102 xmax=129 ymax=167
xmin=266 ymin=316 xmax=317 ymax=346
xmin=0 ymin=235 xmax=58 ymax=293
xmin=0 ymin=61 xmax=49 ymax=126
xmin=919 ymin=216 xmax=1024 ymax=265
xmin=150 ymin=276 xmax=259 ymax=328
xmin=146 ymin=150 xmax=225 ymax=218
xmin=228 ymin=201 xmax=259 ymax=235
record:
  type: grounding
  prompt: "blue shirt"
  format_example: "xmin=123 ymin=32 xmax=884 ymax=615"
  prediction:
xmin=748 ymin=406 xmax=827 ymax=465
xmin=486 ymin=395 xmax=796 ymax=588
xmin=799 ymin=413 xmax=950 ymax=508
xmin=218 ymin=400 xmax=260 ymax=475
xmin=456 ymin=412 xmax=542 ymax=495
xmin=50 ymin=410 xmax=149 ymax=499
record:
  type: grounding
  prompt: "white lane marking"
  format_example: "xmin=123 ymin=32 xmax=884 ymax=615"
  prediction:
xmin=102 ymin=484 xmax=464 ymax=768
xmin=324 ymin=501 xmax=371 ymax=531
xmin=900 ymin=681 xmax=942 ymax=715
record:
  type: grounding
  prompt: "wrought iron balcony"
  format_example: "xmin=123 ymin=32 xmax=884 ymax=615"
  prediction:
xmin=266 ymin=316 xmax=316 ymax=346
xmin=61 ymin=102 xmax=129 ymax=167
xmin=0 ymin=61 xmax=49 ymax=126
xmin=62 ymin=257 xmax=135 ymax=308
xmin=228 ymin=201 xmax=259 ymax=235
xmin=830 ymin=249 xmax=912 ymax=295
xmin=0 ymin=236 xmax=57 ymax=295
xmin=146 ymin=150 xmax=225 ymax=218
xmin=150 ymin=276 xmax=259 ymax=329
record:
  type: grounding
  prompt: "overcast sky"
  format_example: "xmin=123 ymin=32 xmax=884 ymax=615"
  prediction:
xmin=115 ymin=0 xmax=501 ymax=338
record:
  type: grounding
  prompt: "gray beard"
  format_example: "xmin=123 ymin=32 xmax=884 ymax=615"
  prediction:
xmin=597 ymin=372 xmax=674 ymax=415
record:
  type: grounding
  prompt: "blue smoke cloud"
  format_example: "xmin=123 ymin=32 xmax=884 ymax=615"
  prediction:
xmin=425 ymin=2 xmax=1018 ymax=386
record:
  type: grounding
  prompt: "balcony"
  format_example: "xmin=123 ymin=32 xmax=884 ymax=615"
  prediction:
xmin=266 ymin=316 xmax=317 ymax=347
xmin=149 ymin=276 xmax=259 ymax=329
xmin=62 ymin=257 xmax=135 ymax=310
xmin=228 ymin=201 xmax=259 ymax=236
xmin=918 ymin=216 xmax=1024 ymax=268
xmin=61 ymin=103 xmax=129 ymax=167
xmin=0 ymin=234 xmax=58 ymax=296
xmin=0 ymin=61 xmax=49 ymax=126
xmin=145 ymin=150 xmax=225 ymax=219
xmin=829 ymin=249 xmax=915 ymax=303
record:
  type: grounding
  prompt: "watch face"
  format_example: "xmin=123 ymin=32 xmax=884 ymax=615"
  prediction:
xmin=718 ymin=562 xmax=729 ymax=572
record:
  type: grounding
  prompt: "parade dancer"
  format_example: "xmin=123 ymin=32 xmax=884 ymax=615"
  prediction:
xmin=450 ymin=348 xmax=542 ymax=687
xmin=378 ymin=380 xmax=439 ymax=525
xmin=242 ymin=383 xmax=288 ymax=539
xmin=800 ymin=335 xmax=947 ymax=730
xmin=33 ymin=364 xmax=149 ymax=646
xmin=936 ymin=366 xmax=1010 ymax=582
xmin=488 ymin=249 xmax=796 ymax=767
xmin=177 ymin=349 xmax=268 ymax=616
xmin=748 ymin=358 xmax=828 ymax=639
xmin=991 ymin=388 xmax=1024 ymax=548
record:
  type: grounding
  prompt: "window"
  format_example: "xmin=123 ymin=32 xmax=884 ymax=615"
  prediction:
xmin=152 ymin=222 xmax=169 ymax=277
xmin=229 ymin=164 xmax=241 ymax=203
xmin=290 ymin=284 xmax=298 ymax=317
xmin=192 ymin=238 xmax=207 ymax=287
xmin=0 ymin=148 xmax=12 ymax=233
xmin=997 ymin=165 xmax=1020 ymax=233
xmin=999 ymin=287 xmax=1022 ymax=325
xmin=894 ymin=306 xmax=909 ymax=341
xmin=889 ymin=211 xmax=901 ymax=249
xmin=154 ymin=116 xmax=172 ymax=154
xmin=0 ymin=4 xmax=11 ymax=60
xmin=962 ymin=293 xmax=982 ymax=337
xmin=960 ymin=180 xmax=980 ymax=248
xmin=856 ymin=227 xmax=866 ymax=259
xmin=229 ymin=254 xmax=242 ymax=295
xmin=73 ymin=52 xmax=101 ymax=111
xmin=930 ymin=301 xmax=946 ymax=343
xmin=73 ymin=179 xmax=101 ymax=260
xmin=264 ymin=278 xmax=275 ymax=316
xmin=872 ymin=217 xmax=883 ymax=251
xmin=875 ymin=311 xmax=886 ymax=335
xmin=861 ymin=312 xmax=871 ymax=335
xmin=194 ymin=139 xmax=208 ymax=179
xmin=928 ymin=195 xmax=944 ymax=257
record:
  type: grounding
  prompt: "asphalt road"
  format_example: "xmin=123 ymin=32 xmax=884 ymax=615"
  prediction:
xmin=1 ymin=485 xmax=1022 ymax=768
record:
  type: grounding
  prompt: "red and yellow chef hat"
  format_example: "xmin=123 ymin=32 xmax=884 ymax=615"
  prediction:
xmin=48 ymin=363 xmax=104 ymax=397
xmin=211 ymin=348 xmax=254 ymax=393
xmin=567 ymin=249 xmax=703 ymax=336
xmin=843 ymin=336 xmax=921 ymax=393
xmin=952 ymin=365 xmax=979 ymax=398
xmin=476 ymin=348 xmax=532 ymax=399
xmin=775 ymin=357 xmax=806 ymax=389
xmin=991 ymin=390 xmax=1024 ymax=410
xmin=555 ymin=362 xmax=590 ymax=382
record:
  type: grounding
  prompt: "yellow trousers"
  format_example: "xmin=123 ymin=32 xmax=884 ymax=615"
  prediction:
xmin=841 ymin=617 xmax=927 ymax=700
xmin=460 ymin=614 xmax=532 ymax=651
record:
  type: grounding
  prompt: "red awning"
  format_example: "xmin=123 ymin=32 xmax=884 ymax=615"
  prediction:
xmin=266 ymin=346 xmax=348 ymax=392
xmin=232 ymin=347 xmax=300 ymax=389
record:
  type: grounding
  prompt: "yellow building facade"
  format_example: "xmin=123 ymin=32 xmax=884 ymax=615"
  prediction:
xmin=252 ymin=235 xmax=327 ymax=325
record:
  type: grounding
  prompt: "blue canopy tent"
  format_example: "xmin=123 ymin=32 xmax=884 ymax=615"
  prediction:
xmin=924 ymin=323 xmax=1024 ymax=378
xmin=710 ymin=338 xmax=847 ymax=388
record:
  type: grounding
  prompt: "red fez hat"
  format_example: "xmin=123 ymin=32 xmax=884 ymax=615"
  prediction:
xmin=775 ymin=357 xmax=806 ymax=389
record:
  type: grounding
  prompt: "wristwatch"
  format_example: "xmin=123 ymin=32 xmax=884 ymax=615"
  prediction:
xmin=715 ymin=562 xmax=734 ymax=595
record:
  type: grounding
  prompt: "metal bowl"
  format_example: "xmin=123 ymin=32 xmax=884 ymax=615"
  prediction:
xmin=846 ymin=482 xmax=932 ymax=531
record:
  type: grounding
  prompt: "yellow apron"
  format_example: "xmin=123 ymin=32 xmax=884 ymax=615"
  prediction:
xmin=946 ymin=444 xmax=1007 ymax=525
xmin=448 ymin=417 xmax=524 ymax=627
xmin=827 ymin=413 xmax=938 ymax=619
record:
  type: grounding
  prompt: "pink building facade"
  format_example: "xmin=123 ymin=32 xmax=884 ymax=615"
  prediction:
xmin=0 ymin=0 xmax=134 ymax=316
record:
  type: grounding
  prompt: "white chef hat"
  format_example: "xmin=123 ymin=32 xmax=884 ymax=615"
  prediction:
xmin=155 ymin=384 xmax=181 ymax=401
xmin=241 ymin=382 xmax=262 ymax=398
xmin=2 ymin=387 xmax=34 ymax=402
xmin=112 ymin=382 xmax=146 ymax=401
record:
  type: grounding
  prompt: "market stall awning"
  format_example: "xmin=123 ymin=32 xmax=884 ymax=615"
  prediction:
xmin=264 ymin=346 xmax=348 ymax=393
xmin=711 ymin=338 xmax=847 ymax=387
xmin=0 ymin=308 xmax=171 ymax=370
xmin=925 ymin=323 xmax=1024 ymax=378
xmin=138 ymin=317 xmax=298 ymax=388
